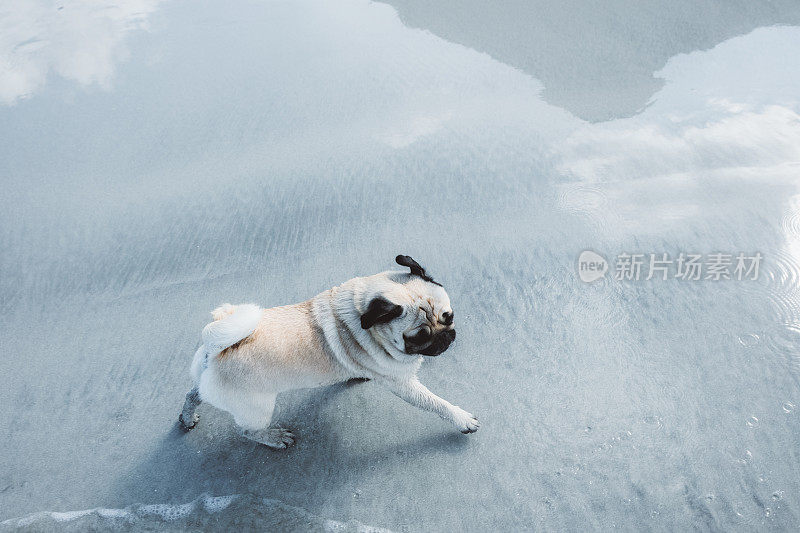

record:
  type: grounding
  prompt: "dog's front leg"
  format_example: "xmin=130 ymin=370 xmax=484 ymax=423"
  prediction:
xmin=381 ymin=377 xmax=479 ymax=434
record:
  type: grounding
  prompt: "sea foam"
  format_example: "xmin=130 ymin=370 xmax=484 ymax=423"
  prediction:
xmin=1 ymin=494 xmax=391 ymax=532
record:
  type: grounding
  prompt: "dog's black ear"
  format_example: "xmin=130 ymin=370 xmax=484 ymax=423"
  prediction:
xmin=396 ymin=255 xmax=427 ymax=278
xmin=395 ymin=255 xmax=441 ymax=285
xmin=360 ymin=297 xmax=403 ymax=329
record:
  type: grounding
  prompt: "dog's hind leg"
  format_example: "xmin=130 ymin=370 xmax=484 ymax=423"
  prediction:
xmin=179 ymin=386 xmax=202 ymax=430
xmin=180 ymin=344 xmax=212 ymax=430
xmin=240 ymin=426 xmax=296 ymax=449
xmin=234 ymin=393 xmax=296 ymax=449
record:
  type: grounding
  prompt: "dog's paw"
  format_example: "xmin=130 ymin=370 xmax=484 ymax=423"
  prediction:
xmin=265 ymin=428 xmax=296 ymax=449
xmin=242 ymin=427 xmax=296 ymax=449
xmin=460 ymin=416 xmax=480 ymax=434
xmin=179 ymin=413 xmax=200 ymax=431
xmin=452 ymin=408 xmax=479 ymax=434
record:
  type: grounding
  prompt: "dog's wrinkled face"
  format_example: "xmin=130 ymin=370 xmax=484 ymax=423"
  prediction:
xmin=360 ymin=256 xmax=456 ymax=357
xmin=400 ymin=289 xmax=456 ymax=356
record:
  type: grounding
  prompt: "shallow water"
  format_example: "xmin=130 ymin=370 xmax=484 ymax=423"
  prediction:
xmin=1 ymin=1 xmax=799 ymax=531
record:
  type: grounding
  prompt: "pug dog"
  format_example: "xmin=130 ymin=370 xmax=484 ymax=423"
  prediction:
xmin=179 ymin=255 xmax=478 ymax=448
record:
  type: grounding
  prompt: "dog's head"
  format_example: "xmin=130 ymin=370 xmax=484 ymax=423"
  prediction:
xmin=359 ymin=255 xmax=455 ymax=357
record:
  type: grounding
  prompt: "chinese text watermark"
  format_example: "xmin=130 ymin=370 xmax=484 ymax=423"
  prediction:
xmin=578 ymin=251 xmax=762 ymax=282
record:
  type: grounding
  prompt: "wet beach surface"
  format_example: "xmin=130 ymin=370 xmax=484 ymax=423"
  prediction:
xmin=1 ymin=1 xmax=800 ymax=530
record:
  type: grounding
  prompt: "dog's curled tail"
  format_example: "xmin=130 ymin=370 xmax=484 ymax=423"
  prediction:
xmin=202 ymin=303 xmax=262 ymax=354
xmin=189 ymin=303 xmax=262 ymax=383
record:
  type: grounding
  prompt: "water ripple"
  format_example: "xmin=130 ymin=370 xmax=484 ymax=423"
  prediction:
xmin=781 ymin=211 xmax=800 ymax=240
xmin=737 ymin=333 xmax=760 ymax=347
xmin=748 ymin=248 xmax=800 ymax=373
xmin=763 ymin=323 xmax=800 ymax=373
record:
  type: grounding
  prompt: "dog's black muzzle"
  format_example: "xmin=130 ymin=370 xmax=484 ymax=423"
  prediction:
xmin=418 ymin=329 xmax=456 ymax=356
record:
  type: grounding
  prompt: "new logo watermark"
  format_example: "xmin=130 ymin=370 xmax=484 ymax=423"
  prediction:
xmin=578 ymin=250 xmax=609 ymax=282
xmin=577 ymin=251 xmax=762 ymax=282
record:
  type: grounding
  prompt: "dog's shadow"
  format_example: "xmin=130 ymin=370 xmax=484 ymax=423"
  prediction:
xmin=109 ymin=380 xmax=473 ymax=523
